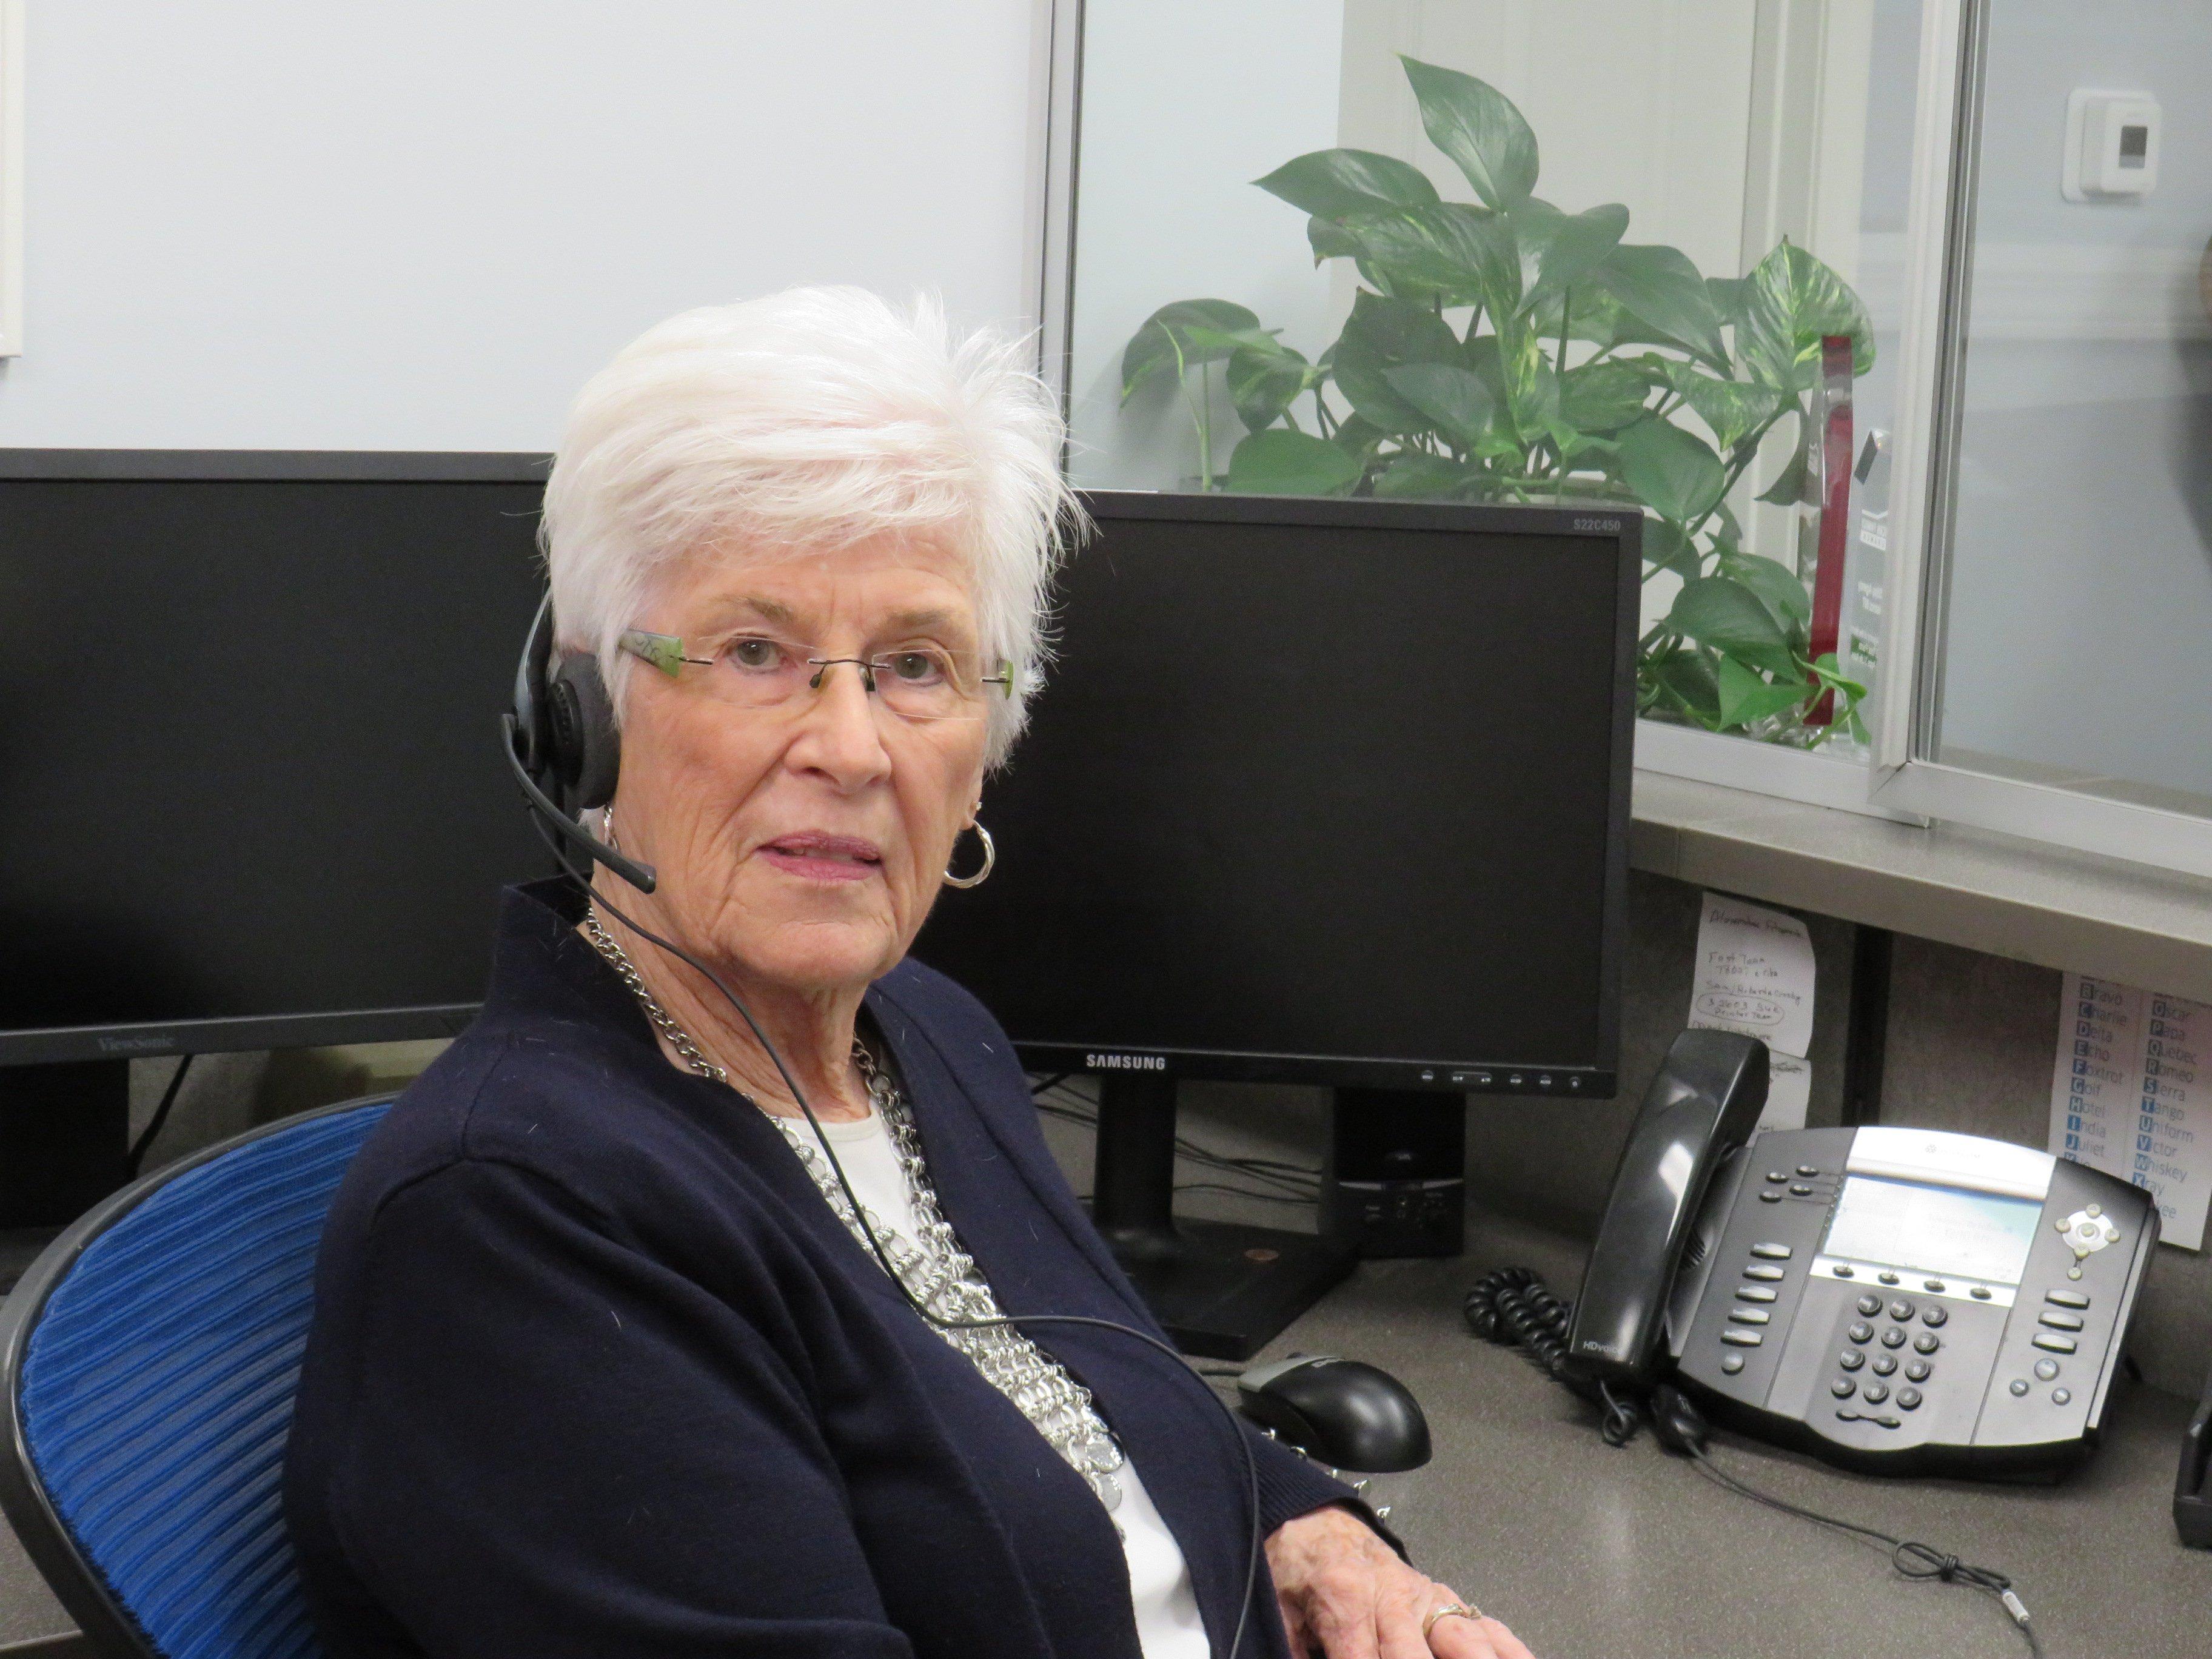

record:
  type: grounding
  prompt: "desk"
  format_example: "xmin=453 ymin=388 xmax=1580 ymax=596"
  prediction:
xmin=1266 ymin=1216 xmax=2212 ymax=1659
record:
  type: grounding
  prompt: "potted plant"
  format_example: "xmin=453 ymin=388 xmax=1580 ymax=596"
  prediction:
xmin=1119 ymin=56 xmax=1875 ymax=746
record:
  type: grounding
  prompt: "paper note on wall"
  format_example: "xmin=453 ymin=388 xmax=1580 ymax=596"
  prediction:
xmin=2049 ymin=973 xmax=2211 ymax=1251
xmin=1690 ymin=893 xmax=1815 ymax=1130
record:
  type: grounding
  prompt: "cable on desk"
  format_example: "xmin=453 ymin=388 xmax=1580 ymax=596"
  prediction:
xmin=127 ymin=1054 xmax=193 ymax=1177
xmin=1683 ymin=1436 xmax=2042 ymax=1658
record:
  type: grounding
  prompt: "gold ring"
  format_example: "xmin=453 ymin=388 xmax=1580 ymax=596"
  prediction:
xmin=1423 ymin=1602 xmax=1483 ymax=1639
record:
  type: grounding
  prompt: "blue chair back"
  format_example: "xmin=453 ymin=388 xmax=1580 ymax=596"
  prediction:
xmin=0 ymin=1097 xmax=392 ymax=1659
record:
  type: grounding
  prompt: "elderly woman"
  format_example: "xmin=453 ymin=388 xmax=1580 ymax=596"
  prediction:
xmin=284 ymin=289 xmax=1532 ymax=1659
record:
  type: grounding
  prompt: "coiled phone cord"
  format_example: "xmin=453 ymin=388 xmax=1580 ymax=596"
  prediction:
xmin=1464 ymin=1266 xmax=2042 ymax=1657
xmin=1462 ymin=1267 xmax=1640 ymax=1445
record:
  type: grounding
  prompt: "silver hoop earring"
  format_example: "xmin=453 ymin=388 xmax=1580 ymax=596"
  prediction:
xmin=943 ymin=822 xmax=995 ymax=889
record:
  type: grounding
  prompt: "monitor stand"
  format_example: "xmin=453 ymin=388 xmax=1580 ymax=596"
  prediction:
xmin=1 ymin=1059 xmax=130 ymax=1230
xmin=1088 ymin=1074 xmax=1356 ymax=1360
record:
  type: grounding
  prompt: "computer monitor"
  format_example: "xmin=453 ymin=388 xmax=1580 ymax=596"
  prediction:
xmin=915 ymin=491 xmax=1638 ymax=1351
xmin=0 ymin=451 xmax=550 ymax=1216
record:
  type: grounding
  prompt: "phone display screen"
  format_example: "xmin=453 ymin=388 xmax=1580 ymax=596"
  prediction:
xmin=1820 ymin=1175 xmax=2044 ymax=1285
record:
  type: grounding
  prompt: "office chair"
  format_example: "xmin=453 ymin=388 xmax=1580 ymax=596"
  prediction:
xmin=0 ymin=1096 xmax=394 ymax=1659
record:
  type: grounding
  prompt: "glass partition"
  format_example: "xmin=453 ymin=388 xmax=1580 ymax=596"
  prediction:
xmin=1064 ymin=0 xmax=1928 ymax=762
xmin=1922 ymin=1 xmax=2212 ymax=822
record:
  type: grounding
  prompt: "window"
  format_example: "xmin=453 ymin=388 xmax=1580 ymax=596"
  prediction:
xmin=1044 ymin=0 xmax=2212 ymax=879
xmin=1053 ymin=0 xmax=1929 ymax=799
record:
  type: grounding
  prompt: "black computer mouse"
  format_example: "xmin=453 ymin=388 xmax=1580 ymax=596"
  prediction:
xmin=1236 ymin=1354 xmax=1432 ymax=1473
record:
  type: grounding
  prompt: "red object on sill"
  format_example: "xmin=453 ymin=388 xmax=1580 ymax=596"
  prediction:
xmin=1806 ymin=332 xmax=1854 ymax=726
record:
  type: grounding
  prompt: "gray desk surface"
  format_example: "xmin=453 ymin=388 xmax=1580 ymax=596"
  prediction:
xmin=1265 ymin=1215 xmax=2212 ymax=1659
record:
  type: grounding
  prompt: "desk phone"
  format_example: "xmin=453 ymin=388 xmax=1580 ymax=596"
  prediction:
xmin=1569 ymin=1031 xmax=2157 ymax=1478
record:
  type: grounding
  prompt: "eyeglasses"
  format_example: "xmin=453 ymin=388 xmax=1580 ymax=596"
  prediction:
xmin=619 ymin=628 xmax=1013 ymax=723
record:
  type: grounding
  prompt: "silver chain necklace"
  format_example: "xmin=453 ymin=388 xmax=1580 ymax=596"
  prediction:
xmin=580 ymin=909 xmax=1127 ymax=1512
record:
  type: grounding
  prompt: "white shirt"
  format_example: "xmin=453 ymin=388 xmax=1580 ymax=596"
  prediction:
xmin=785 ymin=1109 xmax=1211 ymax=1659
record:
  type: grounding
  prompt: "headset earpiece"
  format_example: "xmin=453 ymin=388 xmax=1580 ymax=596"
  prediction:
xmin=548 ymin=650 xmax=620 ymax=809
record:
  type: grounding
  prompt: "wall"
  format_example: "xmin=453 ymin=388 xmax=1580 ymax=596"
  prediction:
xmin=1935 ymin=2 xmax=2212 ymax=802
xmin=0 ymin=1 xmax=1044 ymax=451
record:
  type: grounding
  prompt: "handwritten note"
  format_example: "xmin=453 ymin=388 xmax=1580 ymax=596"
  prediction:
xmin=1690 ymin=894 xmax=1817 ymax=1130
xmin=2049 ymin=973 xmax=2212 ymax=1251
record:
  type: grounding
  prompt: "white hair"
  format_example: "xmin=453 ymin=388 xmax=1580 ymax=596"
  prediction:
xmin=541 ymin=287 xmax=1082 ymax=767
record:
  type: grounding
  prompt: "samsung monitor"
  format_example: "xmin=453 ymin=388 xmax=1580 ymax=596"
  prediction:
xmin=914 ymin=491 xmax=1638 ymax=1352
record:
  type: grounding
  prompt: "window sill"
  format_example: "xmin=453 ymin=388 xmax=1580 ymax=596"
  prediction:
xmin=1632 ymin=770 xmax=2212 ymax=1000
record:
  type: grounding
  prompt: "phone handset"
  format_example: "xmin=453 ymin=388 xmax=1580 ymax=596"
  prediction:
xmin=1566 ymin=1030 xmax=1770 ymax=1389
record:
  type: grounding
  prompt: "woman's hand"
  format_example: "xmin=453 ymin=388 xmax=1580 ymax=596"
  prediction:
xmin=1265 ymin=1506 xmax=1535 ymax=1659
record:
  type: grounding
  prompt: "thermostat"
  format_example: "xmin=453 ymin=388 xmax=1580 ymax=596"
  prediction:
xmin=2063 ymin=90 xmax=2160 ymax=201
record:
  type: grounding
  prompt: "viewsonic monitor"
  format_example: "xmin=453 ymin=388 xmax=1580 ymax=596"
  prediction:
xmin=0 ymin=452 xmax=551 ymax=1069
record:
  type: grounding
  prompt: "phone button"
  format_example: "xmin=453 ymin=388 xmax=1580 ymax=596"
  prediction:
xmin=2045 ymin=1289 xmax=2091 ymax=1310
xmin=1970 ymin=1285 xmax=1994 ymax=1300
xmin=1922 ymin=1307 xmax=1948 ymax=1328
xmin=1788 ymin=1183 xmax=1815 ymax=1196
xmin=1861 ymin=1382 xmax=1890 ymax=1404
xmin=1831 ymin=1378 xmax=1855 ymax=1398
xmin=2031 ymin=1332 xmax=2078 ymax=1354
xmin=1848 ymin=1321 xmax=1875 ymax=1344
xmin=1896 ymin=1387 xmax=1922 ymax=1411
xmin=2053 ymin=1387 xmax=2072 ymax=1406
xmin=1797 ymin=1165 xmax=1819 ymax=1178
xmin=1766 ymin=1171 xmax=1789 ymax=1184
xmin=1922 ymin=1279 xmax=1946 ymax=1294
xmin=1760 ymin=1190 xmax=1784 ymax=1203
xmin=1735 ymin=1286 xmax=1778 ymax=1304
xmin=1877 ymin=1271 xmax=1901 ymax=1286
xmin=2034 ymin=1358 xmax=2060 ymax=1382
xmin=1855 ymin=1293 xmax=1882 ymax=1316
xmin=1913 ymin=1332 xmax=1941 ymax=1354
xmin=1870 ymin=1354 xmax=1897 ymax=1376
xmin=1728 ymin=1309 xmax=1771 ymax=1326
xmin=1905 ymin=1359 xmax=1931 ymax=1382
xmin=1744 ymin=1264 xmax=1786 ymax=1282
xmin=2039 ymin=1310 xmax=2085 ymax=1332
xmin=1750 ymin=1243 xmax=1793 ymax=1260
xmin=2009 ymin=1378 xmax=2030 ymax=1396
xmin=1888 ymin=1299 xmax=1915 ymax=1321
xmin=1721 ymin=1353 xmax=1746 ymax=1375
xmin=1720 ymin=1329 xmax=1763 ymax=1347
xmin=1838 ymin=1350 xmax=1865 ymax=1371
xmin=1880 ymin=1327 xmax=1908 ymax=1349
xmin=1832 ymin=1264 xmax=1856 ymax=1278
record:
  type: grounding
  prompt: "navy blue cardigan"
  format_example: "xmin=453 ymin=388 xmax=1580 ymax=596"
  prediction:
xmin=284 ymin=879 xmax=1354 ymax=1658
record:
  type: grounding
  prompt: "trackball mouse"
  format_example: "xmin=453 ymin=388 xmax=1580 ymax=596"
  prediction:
xmin=1236 ymin=1354 xmax=1432 ymax=1473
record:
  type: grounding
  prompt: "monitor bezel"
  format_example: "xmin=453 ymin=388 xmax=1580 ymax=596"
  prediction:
xmin=997 ymin=489 xmax=1641 ymax=1098
xmin=0 ymin=448 xmax=553 ymax=1067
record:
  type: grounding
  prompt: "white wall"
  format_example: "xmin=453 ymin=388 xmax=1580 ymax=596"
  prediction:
xmin=0 ymin=1 xmax=1043 ymax=451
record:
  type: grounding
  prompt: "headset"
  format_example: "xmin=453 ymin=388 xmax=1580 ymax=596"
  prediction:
xmin=501 ymin=595 xmax=1268 ymax=1656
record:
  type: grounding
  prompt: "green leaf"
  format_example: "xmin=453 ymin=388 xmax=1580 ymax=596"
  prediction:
xmin=1330 ymin=290 xmax=1463 ymax=434
xmin=1717 ymin=655 xmax=1815 ymax=729
xmin=1666 ymin=576 xmax=1799 ymax=678
xmin=1723 ymin=552 xmax=1812 ymax=632
xmin=1661 ymin=363 xmax=1786 ymax=452
xmin=1383 ymin=361 xmax=1496 ymax=449
xmin=1809 ymin=651 xmax=1869 ymax=700
xmin=1558 ymin=361 xmax=1654 ymax=434
xmin=1223 ymin=429 xmax=1362 ymax=496
xmin=1338 ymin=204 xmax=1518 ymax=313
xmin=1399 ymin=56 xmax=1538 ymax=210
xmin=1330 ymin=411 xmax=1389 ymax=463
xmin=1227 ymin=341 xmax=1313 ymax=434
xmin=1643 ymin=515 xmax=1703 ymax=580
xmin=1119 ymin=300 xmax=1262 ymax=403
xmin=1256 ymin=149 xmax=1439 ymax=220
xmin=1756 ymin=424 xmax=1812 ymax=506
xmin=1513 ymin=199 xmax=1629 ymax=313
xmin=1307 ymin=215 xmax=1363 ymax=263
xmin=1614 ymin=416 xmax=1726 ymax=525
xmin=1644 ymin=649 xmax=1721 ymax=724
xmin=1592 ymin=244 xmax=1731 ymax=372
xmin=1372 ymin=454 xmax=1487 ymax=499
xmin=1737 ymin=239 xmax=1875 ymax=392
